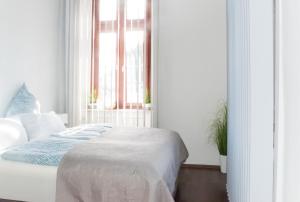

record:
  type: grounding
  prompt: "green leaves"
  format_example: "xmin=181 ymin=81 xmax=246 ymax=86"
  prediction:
xmin=89 ymin=89 xmax=98 ymax=104
xmin=212 ymin=104 xmax=227 ymax=156
xmin=144 ymin=88 xmax=151 ymax=104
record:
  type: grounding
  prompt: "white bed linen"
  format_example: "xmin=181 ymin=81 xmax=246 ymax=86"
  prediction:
xmin=0 ymin=128 xmax=187 ymax=202
xmin=0 ymin=156 xmax=57 ymax=202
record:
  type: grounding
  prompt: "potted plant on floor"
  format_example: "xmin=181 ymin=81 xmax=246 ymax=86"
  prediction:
xmin=211 ymin=103 xmax=227 ymax=174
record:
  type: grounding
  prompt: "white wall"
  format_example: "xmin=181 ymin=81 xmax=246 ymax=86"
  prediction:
xmin=0 ymin=0 xmax=65 ymax=116
xmin=275 ymin=0 xmax=300 ymax=201
xmin=157 ymin=0 xmax=227 ymax=165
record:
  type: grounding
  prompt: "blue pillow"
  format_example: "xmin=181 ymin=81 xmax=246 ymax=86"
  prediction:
xmin=5 ymin=84 xmax=40 ymax=117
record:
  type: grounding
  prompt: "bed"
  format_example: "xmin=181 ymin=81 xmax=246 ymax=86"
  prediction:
xmin=0 ymin=124 xmax=188 ymax=202
xmin=0 ymin=84 xmax=188 ymax=202
xmin=0 ymin=156 xmax=57 ymax=202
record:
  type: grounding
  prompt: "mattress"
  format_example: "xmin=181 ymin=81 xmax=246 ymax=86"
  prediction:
xmin=0 ymin=156 xmax=57 ymax=202
xmin=0 ymin=125 xmax=112 ymax=202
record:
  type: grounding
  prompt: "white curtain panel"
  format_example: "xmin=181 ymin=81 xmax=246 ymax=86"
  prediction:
xmin=65 ymin=0 xmax=93 ymax=127
xmin=227 ymin=0 xmax=274 ymax=201
xmin=66 ymin=0 xmax=153 ymax=128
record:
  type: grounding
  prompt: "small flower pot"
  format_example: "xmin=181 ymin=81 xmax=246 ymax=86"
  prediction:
xmin=88 ymin=103 xmax=98 ymax=109
xmin=220 ymin=155 xmax=227 ymax=174
xmin=145 ymin=103 xmax=152 ymax=110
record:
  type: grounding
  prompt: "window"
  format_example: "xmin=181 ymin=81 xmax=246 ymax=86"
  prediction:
xmin=91 ymin=0 xmax=151 ymax=109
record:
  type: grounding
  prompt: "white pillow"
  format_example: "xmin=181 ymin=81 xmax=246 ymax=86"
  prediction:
xmin=20 ymin=112 xmax=66 ymax=140
xmin=0 ymin=118 xmax=28 ymax=151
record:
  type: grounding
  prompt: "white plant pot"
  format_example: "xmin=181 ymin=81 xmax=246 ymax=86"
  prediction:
xmin=145 ymin=104 xmax=152 ymax=109
xmin=88 ymin=103 xmax=98 ymax=109
xmin=220 ymin=155 xmax=227 ymax=174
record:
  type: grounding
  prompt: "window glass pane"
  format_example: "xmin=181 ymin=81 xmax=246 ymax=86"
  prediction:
xmin=125 ymin=31 xmax=145 ymax=103
xmin=100 ymin=0 xmax=117 ymax=21
xmin=126 ymin=0 xmax=146 ymax=20
xmin=99 ymin=33 xmax=117 ymax=108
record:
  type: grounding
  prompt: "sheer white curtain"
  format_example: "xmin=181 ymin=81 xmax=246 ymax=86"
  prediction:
xmin=66 ymin=0 xmax=154 ymax=128
xmin=65 ymin=0 xmax=93 ymax=127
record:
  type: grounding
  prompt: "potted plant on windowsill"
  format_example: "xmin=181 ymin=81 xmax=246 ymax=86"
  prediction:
xmin=211 ymin=103 xmax=227 ymax=174
xmin=144 ymin=89 xmax=151 ymax=110
xmin=88 ymin=89 xmax=98 ymax=109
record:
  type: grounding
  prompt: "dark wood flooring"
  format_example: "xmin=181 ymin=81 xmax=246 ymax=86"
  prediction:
xmin=175 ymin=166 xmax=228 ymax=202
xmin=0 ymin=166 xmax=228 ymax=202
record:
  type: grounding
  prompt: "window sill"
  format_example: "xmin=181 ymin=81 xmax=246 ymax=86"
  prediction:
xmin=87 ymin=104 xmax=152 ymax=111
xmin=85 ymin=108 xmax=152 ymax=112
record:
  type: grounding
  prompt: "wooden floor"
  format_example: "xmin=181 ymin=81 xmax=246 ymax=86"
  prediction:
xmin=0 ymin=166 xmax=228 ymax=202
xmin=176 ymin=166 xmax=228 ymax=202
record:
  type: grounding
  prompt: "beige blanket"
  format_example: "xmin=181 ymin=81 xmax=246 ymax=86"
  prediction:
xmin=56 ymin=128 xmax=188 ymax=202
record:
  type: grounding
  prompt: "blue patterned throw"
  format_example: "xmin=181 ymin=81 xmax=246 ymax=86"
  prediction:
xmin=1 ymin=125 xmax=111 ymax=166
